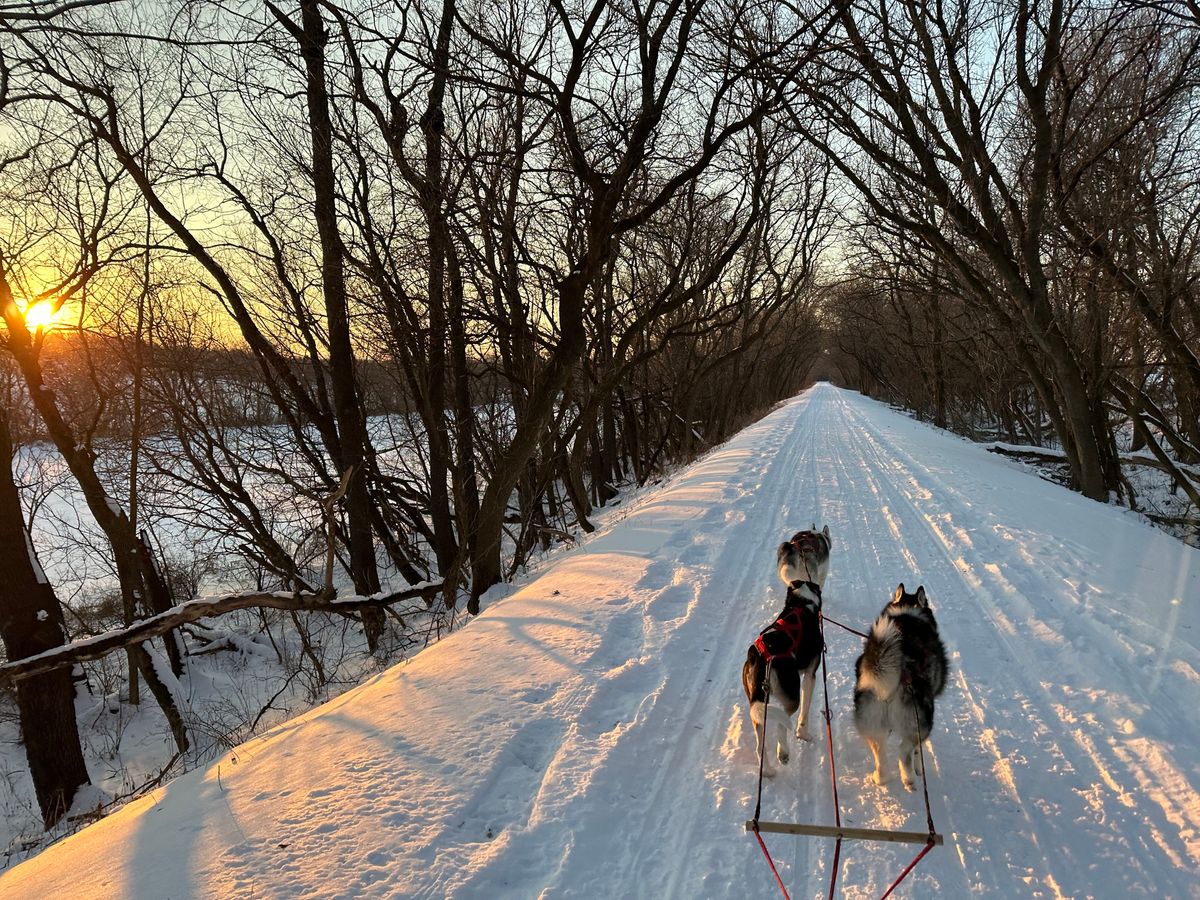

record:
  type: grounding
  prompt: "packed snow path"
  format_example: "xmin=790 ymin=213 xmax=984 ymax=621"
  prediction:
xmin=4 ymin=385 xmax=1198 ymax=899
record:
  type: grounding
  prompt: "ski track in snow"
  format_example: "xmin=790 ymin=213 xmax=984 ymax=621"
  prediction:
xmin=3 ymin=384 xmax=1199 ymax=899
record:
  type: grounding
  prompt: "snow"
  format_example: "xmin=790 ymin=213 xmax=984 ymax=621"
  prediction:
xmin=3 ymin=384 xmax=1198 ymax=898
xmin=985 ymin=439 xmax=1200 ymax=548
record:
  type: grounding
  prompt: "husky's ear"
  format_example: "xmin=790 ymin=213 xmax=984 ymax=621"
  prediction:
xmin=822 ymin=524 xmax=830 ymax=544
xmin=810 ymin=522 xmax=817 ymax=532
xmin=893 ymin=583 xmax=905 ymax=603
xmin=915 ymin=585 xmax=928 ymax=606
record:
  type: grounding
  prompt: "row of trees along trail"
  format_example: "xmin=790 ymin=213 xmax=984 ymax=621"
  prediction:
xmin=816 ymin=0 xmax=1200 ymax=517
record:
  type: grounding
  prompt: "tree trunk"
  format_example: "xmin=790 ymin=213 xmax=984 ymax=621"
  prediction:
xmin=126 ymin=229 xmax=150 ymax=705
xmin=930 ymin=283 xmax=947 ymax=430
xmin=620 ymin=388 xmax=642 ymax=486
xmin=137 ymin=530 xmax=186 ymax=677
xmin=468 ymin=270 xmax=589 ymax=610
xmin=428 ymin=0 xmax=461 ymax=574
xmin=447 ymin=241 xmax=480 ymax=580
xmin=291 ymin=0 xmax=383 ymax=645
xmin=602 ymin=397 xmax=621 ymax=489
xmin=562 ymin=432 xmax=594 ymax=534
xmin=0 ymin=412 xmax=91 ymax=829
xmin=1043 ymin=335 xmax=1112 ymax=500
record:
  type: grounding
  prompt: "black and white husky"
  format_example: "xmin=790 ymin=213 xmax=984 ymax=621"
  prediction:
xmin=853 ymin=584 xmax=948 ymax=790
xmin=742 ymin=527 xmax=832 ymax=776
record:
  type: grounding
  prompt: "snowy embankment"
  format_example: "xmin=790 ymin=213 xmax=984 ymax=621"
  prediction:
xmin=3 ymin=384 xmax=1198 ymax=899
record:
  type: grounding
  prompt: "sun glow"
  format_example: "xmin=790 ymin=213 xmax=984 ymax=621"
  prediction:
xmin=21 ymin=301 xmax=59 ymax=330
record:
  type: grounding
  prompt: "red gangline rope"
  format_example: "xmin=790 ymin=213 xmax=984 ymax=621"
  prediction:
xmin=752 ymin=825 xmax=792 ymax=900
xmin=879 ymin=839 xmax=936 ymax=899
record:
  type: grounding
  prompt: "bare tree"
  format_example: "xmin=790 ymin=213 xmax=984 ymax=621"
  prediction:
xmin=0 ymin=404 xmax=90 ymax=828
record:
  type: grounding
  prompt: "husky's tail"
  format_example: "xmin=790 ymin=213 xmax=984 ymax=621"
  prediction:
xmin=856 ymin=616 xmax=903 ymax=700
xmin=744 ymin=645 xmax=767 ymax=703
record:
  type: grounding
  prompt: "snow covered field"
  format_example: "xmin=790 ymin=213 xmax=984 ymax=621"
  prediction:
xmin=3 ymin=384 xmax=1197 ymax=899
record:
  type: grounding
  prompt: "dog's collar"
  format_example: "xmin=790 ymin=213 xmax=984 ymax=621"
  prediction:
xmin=788 ymin=580 xmax=822 ymax=602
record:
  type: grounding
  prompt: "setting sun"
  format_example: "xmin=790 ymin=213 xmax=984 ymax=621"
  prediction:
xmin=21 ymin=301 xmax=59 ymax=330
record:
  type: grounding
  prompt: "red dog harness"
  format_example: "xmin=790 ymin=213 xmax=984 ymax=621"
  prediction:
xmin=755 ymin=606 xmax=807 ymax=661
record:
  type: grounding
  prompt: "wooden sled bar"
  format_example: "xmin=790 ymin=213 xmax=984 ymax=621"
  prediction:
xmin=746 ymin=821 xmax=943 ymax=846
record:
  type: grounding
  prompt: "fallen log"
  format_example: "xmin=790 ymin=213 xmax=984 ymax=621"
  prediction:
xmin=0 ymin=582 xmax=442 ymax=688
xmin=985 ymin=444 xmax=1069 ymax=465
xmin=987 ymin=443 xmax=1200 ymax=480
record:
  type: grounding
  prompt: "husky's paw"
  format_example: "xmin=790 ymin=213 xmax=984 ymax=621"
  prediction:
xmin=912 ymin=752 xmax=924 ymax=776
xmin=795 ymin=723 xmax=813 ymax=742
xmin=777 ymin=748 xmax=790 ymax=765
xmin=870 ymin=769 xmax=888 ymax=786
xmin=901 ymin=774 xmax=916 ymax=792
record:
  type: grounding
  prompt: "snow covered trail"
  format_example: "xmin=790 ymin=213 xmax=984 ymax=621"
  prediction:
xmin=3 ymin=384 xmax=1198 ymax=899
